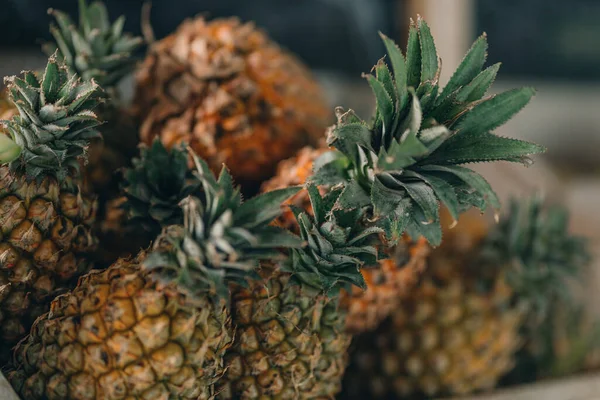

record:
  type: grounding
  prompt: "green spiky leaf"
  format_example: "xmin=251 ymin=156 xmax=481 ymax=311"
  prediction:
xmin=417 ymin=17 xmax=438 ymax=84
xmin=313 ymin=21 xmax=545 ymax=245
xmin=122 ymin=140 xmax=203 ymax=237
xmin=46 ymin=0 xmax=143 ymax=89
xmin=282 ymin=186 xmax=381 ymax=297
xmin=379 ymin=32 xmax=408 ymax=110
xmin=438 ymin=34 xmax=488 ymax=102
xmin=455 ymin=87 xmax=536 ymax=136
xmin=405 ymin=23 xmax=421 ymax=88
xmin=143 ymin=164 xmax=303 ymax=305
xmin=481 ymin=196 xmax=591 ymax=326
xmin=428 ymin=131 xmax=546 ymax=165
xmin=0 ymin=134 xmax=22 ymax=163
xmin=2 ymin=55 xmax=102 ymax=180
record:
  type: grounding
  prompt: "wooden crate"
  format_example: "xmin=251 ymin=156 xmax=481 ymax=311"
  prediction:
xmin=455 ymin=373 xmax=600 ymax=400
xmin=0 ymin=372 xmax=18 ymax=400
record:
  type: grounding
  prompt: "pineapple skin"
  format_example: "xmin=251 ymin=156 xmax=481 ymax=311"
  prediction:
xmin=0 ymin=91 xmax=17 ymax=120
xmin=0 ymin=167 xmax=97 ymax=366
xmin=262 ymin=148 xmax=430 ymax=333
xmin=261 ymin=147 xmax=328 ymax=232
xmin=8 ymin=253 xmax=232 ymax=399
xmin=218 ymin=269 xmax=350 ymax=399
xmin=341 ymin=237 xmax=429 ymax=333
xmin=342 ymin=212 xmax=524 ymax=399
xmin=134 ymin=17 xmax=331 ymax=192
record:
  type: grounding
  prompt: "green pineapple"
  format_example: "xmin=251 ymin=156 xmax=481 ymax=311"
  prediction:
xmin=218 ymin=185 xmax=381 ymax=398
xmin=0 ymin=56 xmax=102 ymax=366
xmin=483 ymin=197 xmax=593 ymax=383
xmin=8 ymin=154 xmax=303 ymax=399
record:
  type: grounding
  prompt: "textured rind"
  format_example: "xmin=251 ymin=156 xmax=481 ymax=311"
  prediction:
xmin=262 ymin=148 xmax=430 ymax=333
xmin=134 ymin=17 xmax=331 ymax=192
xmin=342 ymin=211 xmax=524 ymax=399
xmin=0 ymin=91 xmax=17 ymax=121
xmin=341 ymin=237 xmax=429 ymax=333
xmin=0 ymin=166 xmax=97 ymax=366
xmin=218 ymin=269 xmax=350 ymax=399
xmin=261 ymin=146 xmax=328 ymax=233
xmin=8 ymin=253 xmax=232 ymax=400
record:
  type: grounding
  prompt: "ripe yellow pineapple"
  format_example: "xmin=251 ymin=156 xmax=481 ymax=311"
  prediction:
xmin=134 ymin=16 xmax=331 ymax=193
xmin=218 ymin=185 xmax=381 ymax=399
xmin=263 ymin=146 xmax=430 ymax=333
xmin=9 ymin=251 xmax=231 ymax=399
xmin=8 ymin=156 xmax=302 ymax=399
xmin=342 ymin=211 xmax=524 ymax=398
xmin=343 ymin=198 xmax=588 ymax=399
xmin=0 ymin=57 xmax=102 ymax=366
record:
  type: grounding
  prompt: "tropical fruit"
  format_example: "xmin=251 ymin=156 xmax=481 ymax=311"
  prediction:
xmin=342 ymin=211 xmax=524 ymax=398
xmin=263 ymin=146 xmax=430 ymax=333
xmin=218 ymin=185 xmax=380 ymax=398
xmin=95 ymin=140 xmax=203 ymax=264
xmin=134 ymin=16 xmax=331 ymax=193
xmin=0 ymin=57 xmax=102 ymax=366
xmin=342 ymin=198 xmax=589 ymax=398
xmin=46 ymin=0 xmax=144 ymax=268
xmin=263 ymin=17 xmax=544 ymax=333
xmin=7 ymin=154 xmax=302 ymax=399
xmin=46 ymin=0 xmax=143 ymax=195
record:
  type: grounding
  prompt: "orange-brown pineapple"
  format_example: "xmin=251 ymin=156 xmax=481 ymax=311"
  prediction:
xmin=134 ymin=16 xmax=331 ymax=192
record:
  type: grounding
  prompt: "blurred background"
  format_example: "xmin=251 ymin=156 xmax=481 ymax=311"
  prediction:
xmin=1 ymin=0 xmax=599 ymax=316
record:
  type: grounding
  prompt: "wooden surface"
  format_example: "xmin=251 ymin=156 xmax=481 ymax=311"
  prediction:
xmin=455 ymin=372 xmax=600 ymax=400
xmin=0 ymin=372 xmax=18 ymax=400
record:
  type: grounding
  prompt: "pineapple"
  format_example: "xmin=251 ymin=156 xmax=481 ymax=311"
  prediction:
xmin=261 ymin=146 xmax=328 ymax=232
xmin=0 ymin=90 xmax=17 ymax=120
xmin=0 ymin=57 xmax=102 ymax=366
xmin=484 ymin=197 xmax=592 ymax=383
xmin=46 ymin=0 xmax=143 ymax=225
xmin=264 ymin=17 xmax=545 ymax=333
xmin=133 ymin=16 xmax=331 ymax=193
xmin=342 ymin=198 xmax=589 ymax=399
xmin=263 ymin=146 xmax=430 ymax=333
xmin=218 ymin=185 xmax=381 ymax=399
xmin=96 ymin=140 xmax=203 ymax=265
xmin=8 ymin=155 xmax=302 ymax=399
xmin=342 ymin=210 xmax=523 ymax=398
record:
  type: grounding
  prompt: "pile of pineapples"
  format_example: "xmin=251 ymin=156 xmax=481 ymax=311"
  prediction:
xmin=0 ymin=2 xmax=593 ymax=399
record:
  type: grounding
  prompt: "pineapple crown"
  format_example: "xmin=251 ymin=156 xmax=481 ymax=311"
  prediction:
xmin=0 ymin=55 xmax=102 ymax=181
xmin=481 ymin=196 xmax=591 ymax=321
xmin=122 ymin=140 xmax=202 ymax=238
xmin=313 ymin=17 xmax=545 ymax=246
xmin=282 ymin=185 xmax=381 ymax=297
xmin=143 ymin=154 xmax=303 ymax=304
xmin=46 ymin=0 xmax=143 ymax=90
